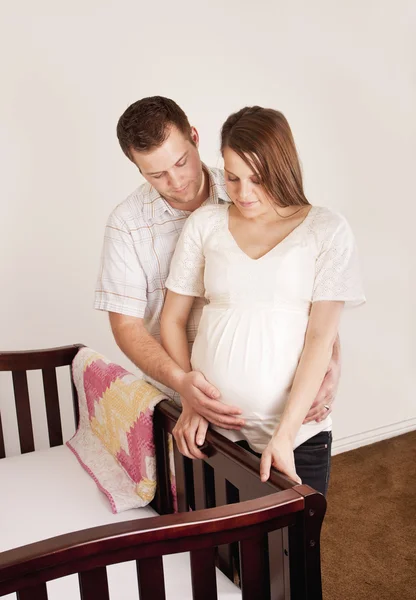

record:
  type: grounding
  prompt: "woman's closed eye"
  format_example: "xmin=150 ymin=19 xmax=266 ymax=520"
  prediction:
xmin=226 ymin=176 xmax=260 ymax=185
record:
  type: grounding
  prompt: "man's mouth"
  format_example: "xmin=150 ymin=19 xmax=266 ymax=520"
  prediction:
xmin=173 ymin=184 xmax=189 ymax=193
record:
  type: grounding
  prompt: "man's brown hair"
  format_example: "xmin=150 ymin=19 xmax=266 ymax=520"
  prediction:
xmin=117 ymin=96 xmax=193 ymax=160
xmin=221 ymin=106 xmax=310 ymax=207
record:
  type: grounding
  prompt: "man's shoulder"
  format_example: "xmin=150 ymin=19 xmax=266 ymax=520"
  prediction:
xmin=206 ymin=165 xmax=230 ymax=201
xmin=108 ymin=182 xmax=152 ymax=226
xmin=207 ymin=165 xmax=225 ymax=184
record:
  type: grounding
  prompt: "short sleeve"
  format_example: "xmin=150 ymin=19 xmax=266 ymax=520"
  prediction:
xmin=94 ymin=210 xmax=148 ymax=318
xmin=312 ymin=214 xmax=366 ymax=308
xmin=165 ymin=212 xmax=205 ymax=297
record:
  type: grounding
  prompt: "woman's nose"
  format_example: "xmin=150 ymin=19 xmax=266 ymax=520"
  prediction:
xmin=239 ymin=181 xmax=254 ymax=199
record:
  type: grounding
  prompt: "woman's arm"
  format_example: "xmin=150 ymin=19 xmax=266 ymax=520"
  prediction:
xmin=160 ymin=290 xmax=195 ymax=373
xmin=277 ymin=301 xmax=344 ymax=439
xmin=260 ymin=301 xmax=344 ymax=483
xmin=303 ymin=334 xmax=341 ymax=424
xmin=160 ymin=290 xmax=210 ymax=460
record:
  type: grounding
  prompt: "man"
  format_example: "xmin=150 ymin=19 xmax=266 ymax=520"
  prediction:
xmin=95 ymin=96 xmax=340 ymax=461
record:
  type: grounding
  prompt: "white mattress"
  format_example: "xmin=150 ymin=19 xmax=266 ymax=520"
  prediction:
xmin=0 ymin=446 xmax=241 ymax=599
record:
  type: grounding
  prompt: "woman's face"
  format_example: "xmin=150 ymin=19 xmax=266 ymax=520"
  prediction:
xmin=223 ymin=147 xmax=275 ymax=219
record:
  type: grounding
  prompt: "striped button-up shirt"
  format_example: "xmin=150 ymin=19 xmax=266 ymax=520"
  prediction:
xmin=94 ymin=166 xmax=229 ymax=395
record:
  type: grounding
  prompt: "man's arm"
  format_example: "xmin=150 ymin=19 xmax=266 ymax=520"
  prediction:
xmin=110 ymin=312 xmax=189 ymax=394
xmin=109 ymin=312 xmax=243 ymax=429
xmin=302 ymin=333 xmax=341 ymax=424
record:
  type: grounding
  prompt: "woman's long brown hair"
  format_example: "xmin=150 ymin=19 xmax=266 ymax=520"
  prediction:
xmin=221 ymin=106 xmax=310 ymax=207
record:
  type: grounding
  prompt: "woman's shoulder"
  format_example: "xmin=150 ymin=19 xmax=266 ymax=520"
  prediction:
xmin=186 ymin=202 xmax=228 ymax=231
xmin=309 ymin=206 xmax=351 ymax=236
xmin=306 ymin=206 xmax=357 ymax=252
xmin=191 ymin=202 xmax=229 ymax=218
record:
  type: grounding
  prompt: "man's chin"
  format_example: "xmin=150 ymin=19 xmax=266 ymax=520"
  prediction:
xmin=169 ymin=187 xmax=199 ymax=206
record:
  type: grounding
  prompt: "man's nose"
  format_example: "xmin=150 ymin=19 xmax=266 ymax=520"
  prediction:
xmin=169 ymin=171 xmax=182 ymax=189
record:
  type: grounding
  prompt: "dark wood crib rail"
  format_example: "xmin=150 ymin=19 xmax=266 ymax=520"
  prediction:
xmin=0 ymin=344 xmax=84 ymax=456
xmin=0 ymin=345 xmax=326 ymax=599
xmin=153 ymin=400 xmax=326 ymax=600
xmin=0 ymin=487 xmax=304 ymax=599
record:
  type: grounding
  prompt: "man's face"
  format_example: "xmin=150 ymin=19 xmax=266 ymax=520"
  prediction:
xmin=130 ymin=125 xmax=204 ymax=207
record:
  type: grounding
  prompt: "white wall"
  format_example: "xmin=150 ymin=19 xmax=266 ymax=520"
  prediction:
xmin=1 ymin=0 xmax=415 ymax=453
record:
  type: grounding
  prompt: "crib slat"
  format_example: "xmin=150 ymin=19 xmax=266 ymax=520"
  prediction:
xmin=137 ymin=556 xmax=166 ymax=600
xmin=239 ymin=486 xmax=288 ymax=598
xmin=192 ymin=460 xmax=216 ymax=510
xmin=190 ymin=547 xmax=218 ymax=599
xmin=70 ymin=365 xmax=80 ymax=428
xmin=12 ymin=371 xmax=35 ymax=454
xmin=215 ymin=477 xmax=232 ymax=579
xmin=214 ymin=477 xmax=239 ymax=581
xmin=193 ymin=459 xmax=207 ymax=510
xmin=42 ymin=368 xmax=63 ymax=447
xmin=153 ymin=419 xmax=173 ymax=515
xmin=240 ymin=533 xmax=271 ymax=600
xmin=204 ymin=462 xmax=216 ymax=509
xmin=79 ymin=567 xmax=110 ymax=600
xmin=17 ymin=582 xmax=48 ymax=599
xmin=268 ymin=529 xmax=289 ymax=599
xmin=0 ymin=409 xmax=5 ymax=458
xmin=173 ymin=444 xmax=192 ymax=512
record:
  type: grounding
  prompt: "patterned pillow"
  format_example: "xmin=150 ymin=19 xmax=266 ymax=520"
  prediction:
xmin=67 ymin=347 xmax=176 ymax=513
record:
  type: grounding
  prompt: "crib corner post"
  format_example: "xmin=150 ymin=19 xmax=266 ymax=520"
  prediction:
xmin=289 ymin=485 xmax=326 ymax=600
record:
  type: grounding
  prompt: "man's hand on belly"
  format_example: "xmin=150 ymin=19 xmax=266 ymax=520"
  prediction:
xmin=179 ymin=371 xmax=245 ymax=430
xmin=173 ymin=405 xmax=210 ymax=460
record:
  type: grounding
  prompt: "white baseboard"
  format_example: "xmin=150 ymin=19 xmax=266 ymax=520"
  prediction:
xmin=332 ymin=417 xmax=416 ymax=455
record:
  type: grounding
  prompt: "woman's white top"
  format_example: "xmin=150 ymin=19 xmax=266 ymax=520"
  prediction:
xmin=166 ymin=204 xmax=365 ymax=452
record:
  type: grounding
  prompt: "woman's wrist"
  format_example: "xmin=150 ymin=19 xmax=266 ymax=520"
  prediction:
xmin=273 ymin=423 xmax=297 ymax=445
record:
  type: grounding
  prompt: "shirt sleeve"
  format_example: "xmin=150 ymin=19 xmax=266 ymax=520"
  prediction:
xmin=165 ymin=211 xmax=205 ymax=297
xmin=312 ymin=214 xmax=366 ymax=308
xmin=94 ymin=210 xmax=148 ymax=318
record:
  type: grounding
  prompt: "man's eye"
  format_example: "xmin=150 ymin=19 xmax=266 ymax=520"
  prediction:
xmin=227 ymin=177 xmax=238 ymax=182
xmin=153 ymin=174 xmax=163 ymax=180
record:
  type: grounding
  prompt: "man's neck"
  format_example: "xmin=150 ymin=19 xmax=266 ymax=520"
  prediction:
xmin=193 ymin=165 xmax=210 ymax=208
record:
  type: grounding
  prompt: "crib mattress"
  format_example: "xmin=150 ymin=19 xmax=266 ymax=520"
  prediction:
xmin=0 ymin=446 xmax=241 ymax=599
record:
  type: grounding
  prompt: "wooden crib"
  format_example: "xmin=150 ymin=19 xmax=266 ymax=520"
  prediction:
xmin=0 ymin=344 xmax=326 ymax=600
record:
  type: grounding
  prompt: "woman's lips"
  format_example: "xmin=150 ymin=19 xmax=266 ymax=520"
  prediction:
xmin=236 ymin=200 xmax=258 ymax=208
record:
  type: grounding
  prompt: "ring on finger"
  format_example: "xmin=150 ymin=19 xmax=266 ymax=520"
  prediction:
xmin=324 ymin=404 xmax=331 ymax=411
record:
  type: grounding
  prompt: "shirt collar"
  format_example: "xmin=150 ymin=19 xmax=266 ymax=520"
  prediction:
xmin=143 ymin=164 xmax=229 ymax=223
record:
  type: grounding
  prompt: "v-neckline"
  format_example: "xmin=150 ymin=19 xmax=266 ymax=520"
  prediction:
xmin=225 ymin=204 xmax=317 ymax=262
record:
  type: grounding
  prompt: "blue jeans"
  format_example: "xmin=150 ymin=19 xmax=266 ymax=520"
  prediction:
xmin=293 ymin=431 xmax=332 ymax=496
xmin=237 ymin=430 xmax=332 ymax=497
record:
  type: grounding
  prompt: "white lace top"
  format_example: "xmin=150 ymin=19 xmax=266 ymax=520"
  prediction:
xmin=166 ymin=204 xmax=365 ymax=451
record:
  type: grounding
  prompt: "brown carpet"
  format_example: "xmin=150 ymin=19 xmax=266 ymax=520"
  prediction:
xmin=321 ymin=430 xmax=416 ymax=600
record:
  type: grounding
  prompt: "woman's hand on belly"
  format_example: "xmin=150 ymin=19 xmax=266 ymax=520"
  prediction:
xmin=173 ymin=403 xmax=210 ymax=460
xmin=260 ymin=433 xmax=302 ymax=485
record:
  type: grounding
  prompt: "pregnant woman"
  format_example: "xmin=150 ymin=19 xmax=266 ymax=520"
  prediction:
xmin=160 ymin=106 xmax=365 ymax=494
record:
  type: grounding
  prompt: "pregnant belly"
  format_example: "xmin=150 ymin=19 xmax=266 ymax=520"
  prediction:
xmin=191 ymin=306 xmax=308 ymax=420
